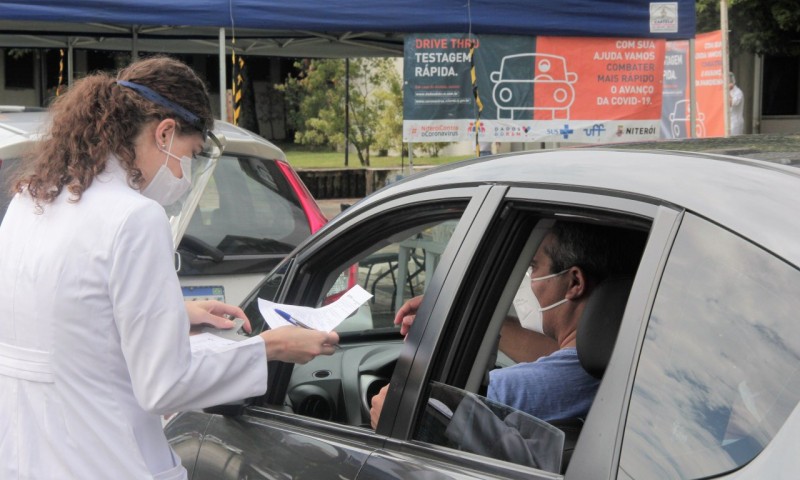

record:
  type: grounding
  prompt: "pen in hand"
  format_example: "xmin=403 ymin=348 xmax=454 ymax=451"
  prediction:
xmin=274 ymin=309 xmax=313 ymax=329
xmin=274 ymin=308 xmax=341 ymax=350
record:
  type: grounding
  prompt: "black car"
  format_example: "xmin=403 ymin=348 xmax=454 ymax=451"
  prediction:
xmin=166 ymin=138 xmax=800 ymax=479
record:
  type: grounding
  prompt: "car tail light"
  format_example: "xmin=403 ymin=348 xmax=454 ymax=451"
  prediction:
xmin=275 ymin=160 xmax=327 ymax=233
xmin=275 ymin=160 xmax=358 ymax=304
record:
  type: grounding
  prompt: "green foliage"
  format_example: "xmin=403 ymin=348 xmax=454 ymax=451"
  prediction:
xmin=373 ymin=64 xmax=404 ymax=156
xmin=279 ymin=58 xmax=402 ymax=166
xmin=696 ymin=0 xmax=800 ymax=56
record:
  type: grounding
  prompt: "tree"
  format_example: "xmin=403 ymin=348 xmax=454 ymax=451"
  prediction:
xmin=280 ymin=58 xmax=401 ymax=166
xmin=697 ymin=0 xmax=800 ymax=56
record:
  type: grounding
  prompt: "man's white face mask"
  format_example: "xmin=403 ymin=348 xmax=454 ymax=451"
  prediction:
xmin=141 ymin=130 xmax=192 ymax=207
xmin=513 ymin=267 xmax=569 ymax=333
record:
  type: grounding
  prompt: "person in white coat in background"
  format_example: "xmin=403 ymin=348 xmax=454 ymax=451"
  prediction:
xmin=729 ymin=72 xmax=745 ymax=136
xmin=0 ymin=56 xmax=338 ymax=480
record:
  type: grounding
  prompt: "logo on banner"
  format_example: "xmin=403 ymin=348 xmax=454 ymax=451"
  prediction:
xmin=583 ymin=124 xmax=606 ymax=137
xmin=650 ymin=3 xmax=678 ymax=33
xmin=545 ymin=124 xmax=574 ymax=139
xmin=616 ymin=125 xmax=625 ymax=137
xmin=490 ymin=53 xmax=578 ymax=121
xmin=468 ymin=121 xmax=486 ymax=134
xmin=625 ymin=125 xmax=658 ymax=136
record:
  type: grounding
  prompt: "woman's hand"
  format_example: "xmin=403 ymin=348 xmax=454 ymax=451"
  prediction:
xmin=185 ymin=300 xmax=252 ymax=333
xmin=259 ymin=327 xmax=339 ymax=364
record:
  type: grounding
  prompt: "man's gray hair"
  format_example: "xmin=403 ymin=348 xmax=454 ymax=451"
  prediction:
xmin=544 ymin=222 xmax=647 ymax=282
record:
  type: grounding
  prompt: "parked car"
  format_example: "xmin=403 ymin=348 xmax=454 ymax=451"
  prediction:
xmin=165 ymin=136 xmax=800 ymax=479
xmin=0 ymin=110 xmax=326 ymax=306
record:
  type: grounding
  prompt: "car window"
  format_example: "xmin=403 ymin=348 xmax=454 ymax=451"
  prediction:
xmin=239 ymin=201 xmax=469 ymax=424
xmin=179 ymin=154 xmax=310 ymax=274
xmin=326 ymin=218 xmax=462 ymax=333
xmin=403 ymin=209 xmax=650 ymax=475
xmin=242 ymin=201 xmax=468 ymax=339
xmin=620 ymin=214 xmax=800 ymax=479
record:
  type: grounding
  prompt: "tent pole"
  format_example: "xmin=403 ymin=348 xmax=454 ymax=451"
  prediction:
xmin=752 ymin=54 xmax=763 ymax=133
xmin=720 ymin=0 xmax=730 ymax=136
xmin=219 ymin=27 xmax=227 ymax=121
xmin=67 ymin=39 xmax=74 ymax=87
xmin=131 ymin=27 xmax=138 ymax=60
xmin=345 ymin=58 xmax=350 ymax=167
xmin=689 ymin=38 xmax=696 ymax=138
xmin=408 ymin=143 xmax=414 ymax=173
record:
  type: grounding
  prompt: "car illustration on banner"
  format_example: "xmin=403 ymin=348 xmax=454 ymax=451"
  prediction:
xmin=668 ymin=99 xmax=706 ymax=138
xmin=490 ymin=53 xmax=578 ymax=120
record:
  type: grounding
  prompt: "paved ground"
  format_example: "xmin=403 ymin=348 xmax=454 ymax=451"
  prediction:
xmin=317 ymin=198 xmax=363 ymax=220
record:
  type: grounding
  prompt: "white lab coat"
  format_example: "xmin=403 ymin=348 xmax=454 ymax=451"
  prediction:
xmin=0 ymin=157 xmax=268 ymax=479
xmin=730 ymin=85 xmax=745 ymax=135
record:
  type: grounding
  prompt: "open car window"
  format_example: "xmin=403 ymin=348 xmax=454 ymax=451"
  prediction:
xmin=323 ymin=218 xmax=462 ymax=334
xmin=407 ymin=206 xmax=650 ymax=475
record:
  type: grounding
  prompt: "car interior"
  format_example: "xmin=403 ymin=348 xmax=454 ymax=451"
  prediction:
xmin=241 ymin=205 xmax=650 ymax=475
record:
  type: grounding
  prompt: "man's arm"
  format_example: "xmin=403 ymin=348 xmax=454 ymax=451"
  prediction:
xmin=500 ymin=316 xmax=559 ymax=363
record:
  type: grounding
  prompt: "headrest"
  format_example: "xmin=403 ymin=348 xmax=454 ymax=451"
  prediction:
xmin=576 ymin=276 xmax=633 ymax=379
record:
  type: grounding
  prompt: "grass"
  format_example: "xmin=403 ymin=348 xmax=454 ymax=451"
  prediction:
xmin=276 ymin=143 xmax=472 ymax=169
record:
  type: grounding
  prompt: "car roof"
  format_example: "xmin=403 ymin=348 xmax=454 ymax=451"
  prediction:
xmin=0 ymin=110 xmax=286 ymax=162
xmin=213 ymin=120 xmax=287 ymax=161
xmin=0 ymin=111 xmax=48 ymax=138
xmin=356 ymin=145 xmax=800 ymax=267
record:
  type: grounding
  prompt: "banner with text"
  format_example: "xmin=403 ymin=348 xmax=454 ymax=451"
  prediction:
xmin=660 ymin=31 xmax=725 ymax=139
xmin=694 ymin=30 xmax=725 ymax=137
xmin=661 ymin=40 xmax=689 ymax=138
xmin=403 ymin=34 xmax=666 ymax=143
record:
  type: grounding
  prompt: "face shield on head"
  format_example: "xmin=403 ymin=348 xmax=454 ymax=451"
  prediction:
xmin=165 ymin=131 xmax=225 ymax=250
xmin=115 ymin=80 xmax=223 ymax=250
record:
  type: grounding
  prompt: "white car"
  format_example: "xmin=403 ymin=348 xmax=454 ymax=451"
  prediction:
xmin=0 ymin=109 xmax=327 ymax=307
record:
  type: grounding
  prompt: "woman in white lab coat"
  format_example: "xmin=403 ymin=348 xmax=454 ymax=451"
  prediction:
xmin=0 ymin=57 xmax=338 ymax=480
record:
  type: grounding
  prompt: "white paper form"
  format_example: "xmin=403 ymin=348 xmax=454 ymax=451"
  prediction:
xmin=257 ymin=285 xmax=373 ymax=332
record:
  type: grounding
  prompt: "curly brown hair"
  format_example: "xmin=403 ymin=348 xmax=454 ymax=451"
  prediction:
xmin=12 ymin=56 xmax=213 ymax=210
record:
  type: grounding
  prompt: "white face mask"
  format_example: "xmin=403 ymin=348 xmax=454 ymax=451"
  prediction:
xmin=513 ymin=267 xmax=568 ymax=333
xmin=141 ymin=131 xmax=192 ymax=207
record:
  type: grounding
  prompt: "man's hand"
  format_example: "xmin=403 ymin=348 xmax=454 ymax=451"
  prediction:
xmin=185 ymin=300 xmax=252 ymax=333
xmin=260 ymin=327 xmax=340 ymax=364
xmin=370 ymin=384 xmax=389 ymax=429
xmin=394 ymin=295 xmax=423 ymax=336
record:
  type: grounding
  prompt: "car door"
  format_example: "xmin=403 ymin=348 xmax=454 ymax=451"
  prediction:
xmin=187 ymin=186 xmax=491 ymax=479
xmin=610 ymin=213 xmax=800 ymax=480
xmin=360 ymin=186 xmax=681 ymax=479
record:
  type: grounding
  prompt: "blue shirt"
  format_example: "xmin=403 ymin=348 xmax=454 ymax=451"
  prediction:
xmin=488 ymin=348 xmax=600 ymax=422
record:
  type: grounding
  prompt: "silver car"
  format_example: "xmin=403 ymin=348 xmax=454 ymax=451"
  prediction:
xmin=0 ymin=110 xmax=326 ymax=307
xmin=165 ymin=135 xmax=800 ymax=479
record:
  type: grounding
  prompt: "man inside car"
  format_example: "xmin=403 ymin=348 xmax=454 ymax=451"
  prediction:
xmin=370 ymin=222 xmax=645 ymax=427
